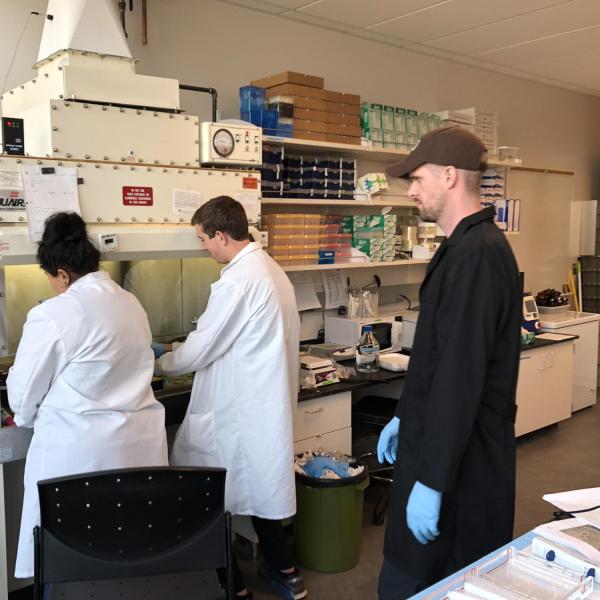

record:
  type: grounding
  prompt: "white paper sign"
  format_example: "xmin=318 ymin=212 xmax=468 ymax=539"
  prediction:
xmin=173 ymin=188 xmax=202 ymax=215
xmin=0 ymin=171 xmax=22 ymax=189
xmin=21 ymin=166 xmax=81 ymax=242
xmin=234 ymin=193 xmax=259 ymax=220
xmin=321 ymin=269 xmax=347 ymax=309
xmin=293 ymin=282 xmax=321 ymax=311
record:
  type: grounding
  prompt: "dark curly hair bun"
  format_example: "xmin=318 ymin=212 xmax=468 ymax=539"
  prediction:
xmin=37 ymin=211 xmax=100 ymax=278
xmin=41 ymin=212 xmax=88 ymax=245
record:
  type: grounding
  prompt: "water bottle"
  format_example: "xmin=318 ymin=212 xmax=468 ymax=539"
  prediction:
xmin=356 ymin=325 xmax=380 ymax=373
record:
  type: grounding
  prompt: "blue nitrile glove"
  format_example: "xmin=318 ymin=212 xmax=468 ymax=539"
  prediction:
xmin=406 ymin=481 xmax=442 ymax=545
xmin=377 ymin=416 xmax=400 ymax=464
xmin=151 ymin=342 xmax=165 ymax=359
xmin=303 ymin=456 xmax=349 ymax=478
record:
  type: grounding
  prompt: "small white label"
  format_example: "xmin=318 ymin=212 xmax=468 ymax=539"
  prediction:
xmin=173 ymin=188 xmax=202 ymax=215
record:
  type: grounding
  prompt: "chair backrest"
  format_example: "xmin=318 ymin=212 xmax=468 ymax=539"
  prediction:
xmin=36 ymin=466 xmax=229 ymax=583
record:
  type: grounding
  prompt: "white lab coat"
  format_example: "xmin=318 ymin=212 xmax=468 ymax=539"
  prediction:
xmin=8 ymin=271 xmax=168 ymax=578
xmin=156 ymin=242 xmax=299 ymax=519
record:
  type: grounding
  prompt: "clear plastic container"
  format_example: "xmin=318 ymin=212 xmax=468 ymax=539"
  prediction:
xmin=462 ymin=547 xmax=594 ymax=600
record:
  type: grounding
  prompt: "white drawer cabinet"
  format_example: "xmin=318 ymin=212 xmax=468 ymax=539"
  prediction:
xmin=293 ymin=427 xmax=352 ymax=455
xmin=294 ymin=391 xmax=351 ymax=443
xmin=515 ymin=342 xmax=574 ymax=436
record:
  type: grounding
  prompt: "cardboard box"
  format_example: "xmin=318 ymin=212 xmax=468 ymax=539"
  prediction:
xmin=294 ymin=119 xmax=328 ymax=134
xmin=251 ymin=71 xmax=324 ymax=90
xmin=295 ymin=131 xmax=328 ymax=143
xmin=326 ymin=123 xmax=362 ymax=137
xmin=324 ymin=112 xmax=361 ymax=126
xmin=326 ymin=134 xmax=361 ymax=145
xmin=324 ymin=90 xmax=361 ymax=105
xmin=325 ymin=101 xmax=361 ymax=115
xmin=267 ymin=91 xmax=327 ymax=112
xmin=267 ymin=83 xmax=325 ymax=100
xmin=294 ymin=107 xmax=328 ymax=122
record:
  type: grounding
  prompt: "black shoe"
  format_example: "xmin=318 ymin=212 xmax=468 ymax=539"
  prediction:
xmin=258 ymin=564 xmax=308 ymax=600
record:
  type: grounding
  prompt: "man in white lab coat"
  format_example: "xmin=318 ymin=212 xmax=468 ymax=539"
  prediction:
xmin=154 ymin=196 xmax=306 ymax=600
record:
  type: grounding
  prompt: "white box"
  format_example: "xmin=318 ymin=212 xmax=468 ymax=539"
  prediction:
xmin=2 ymin=50 xmax=180 ymax=112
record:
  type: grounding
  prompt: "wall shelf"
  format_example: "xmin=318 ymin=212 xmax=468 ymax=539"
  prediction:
xmin=281 ymin=259 xmax=430 ymax=272
xmin=261 ymin=197 xmax=414 ymax=208
xmin=262 ymin=135 xmax=523 ymax=169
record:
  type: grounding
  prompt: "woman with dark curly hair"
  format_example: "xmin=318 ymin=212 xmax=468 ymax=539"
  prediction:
xmin=8 ymin=212 xmax=168 ymax=579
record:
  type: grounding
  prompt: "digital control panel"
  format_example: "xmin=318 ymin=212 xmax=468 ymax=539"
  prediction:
xmin=2 ymin=117 xmax=25 ymax=155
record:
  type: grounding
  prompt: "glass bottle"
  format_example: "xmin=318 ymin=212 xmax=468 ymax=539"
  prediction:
xmin=356 ymin=324 xmax=380 ymax=373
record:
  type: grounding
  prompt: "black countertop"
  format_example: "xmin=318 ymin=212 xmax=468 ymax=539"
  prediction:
xmin=298 ymin=366 xmax=407 ymax=402
xmin=521 ymin=333 xmax=578 ymax=351
xmin=154 ymin=333 xmax=578 ymax=421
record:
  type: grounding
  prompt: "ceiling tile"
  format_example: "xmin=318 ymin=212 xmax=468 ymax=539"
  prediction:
xmin=369 ymin=0 xmax=570 ymax=43
xmin=279 ymin=9 xmax=356 ymax=31
xmin=253 ymin=0 xmax=317 ymax=8
xmin=481 ymin=25 xmax=600 ymax=66
xmin=217 ymin=0 xmax=290 ymax=14
xmin=429 ymin=0 xmax=600 ymax=56
xmin=295 ymin=0 xmax=446 ymax=29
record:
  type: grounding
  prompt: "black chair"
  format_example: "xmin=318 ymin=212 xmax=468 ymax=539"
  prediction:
xmin=34 ymin=466 xmax=232 ymax=600
xmin=352 ymin=396 xmax=397 ymax=525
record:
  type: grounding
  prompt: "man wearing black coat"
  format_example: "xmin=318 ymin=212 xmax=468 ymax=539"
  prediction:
xmin=377 ymin=127 xmax=522 ymax=599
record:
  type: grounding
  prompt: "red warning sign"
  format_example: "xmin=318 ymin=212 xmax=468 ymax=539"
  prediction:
xmin=123 ymin=186 xmax=153 ymax=206
xmin=243 ymin=177 xmax=258 ymax=190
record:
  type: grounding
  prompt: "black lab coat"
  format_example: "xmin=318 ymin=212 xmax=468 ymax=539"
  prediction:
xmin=383 ymin=207 xmax=522 ymax=585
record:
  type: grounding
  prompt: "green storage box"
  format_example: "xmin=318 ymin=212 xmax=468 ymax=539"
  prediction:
xmin=294 ymin=466 xmax=369 ymax=573
xmin=394 ymin=107 xmax=407 ymax=133
xmin=405 ymin=109 xmax=419 ymax=134
xmin=360 ymin=103 xmax=382 ymax=130
xmin=381 ymin=106 xmax=396 ymax=131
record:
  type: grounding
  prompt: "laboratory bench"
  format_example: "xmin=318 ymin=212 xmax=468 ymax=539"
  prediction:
xmin=0 ymin=334 xmax=582 ymax=597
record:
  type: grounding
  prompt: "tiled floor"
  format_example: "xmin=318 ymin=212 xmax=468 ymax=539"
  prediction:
xmin=10 ymin=402 xmax=599 ymax=599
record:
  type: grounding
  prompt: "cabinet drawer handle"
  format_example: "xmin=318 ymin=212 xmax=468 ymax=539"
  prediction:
xmin=520 ymin=356 xmax=531 ymax=361
xmin=305 ymin=407 xmax=324 ymax=415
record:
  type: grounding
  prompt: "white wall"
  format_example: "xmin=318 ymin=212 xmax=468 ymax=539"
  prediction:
xmin=2 ymin=0 xmax=600 ymax=293
xmin=123 ymin=0 xmax=600 ymax=292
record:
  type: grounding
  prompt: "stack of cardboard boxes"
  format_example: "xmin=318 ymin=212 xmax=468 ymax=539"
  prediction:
xmin=341 ymin=214 xmax=398 ymax=262
xmin=247 ymin=71 xmax=362 ymax=145
xmin=263 ymin=213 xmax=351 ymax=265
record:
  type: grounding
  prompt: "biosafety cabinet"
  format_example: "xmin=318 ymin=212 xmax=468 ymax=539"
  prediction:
xmin=0 ymin=2 xmax=264 ymax=594
xmin=0 ymin=44 xmax=261 ymax=261
xmin=0 ymin=0 xmax=262 ymax=357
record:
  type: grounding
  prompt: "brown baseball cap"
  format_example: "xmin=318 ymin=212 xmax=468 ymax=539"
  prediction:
xmin=387 ymin=126 xmax=488 ymax=178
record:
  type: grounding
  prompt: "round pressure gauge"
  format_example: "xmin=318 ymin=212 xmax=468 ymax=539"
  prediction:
xmin=213 ymin=128 xmax=235 ymax=158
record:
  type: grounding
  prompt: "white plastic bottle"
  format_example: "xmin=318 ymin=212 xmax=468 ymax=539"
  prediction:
xmin=356 ymin=325 xmax=380 ymax=373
